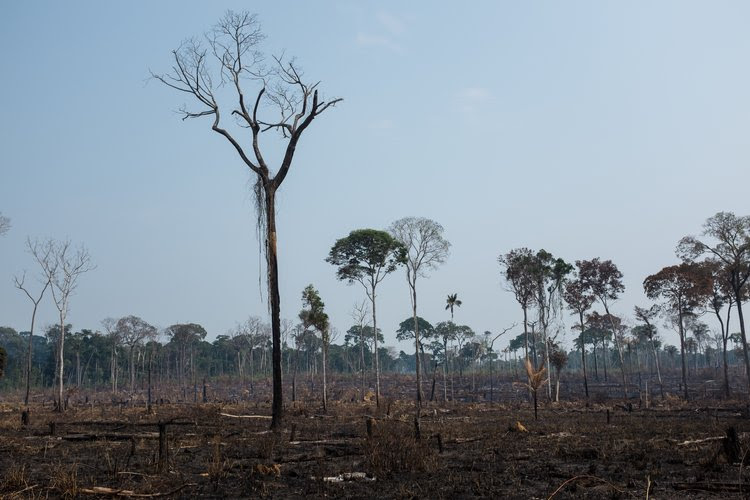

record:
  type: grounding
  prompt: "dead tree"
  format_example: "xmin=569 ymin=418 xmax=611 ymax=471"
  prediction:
xmin=15 ymin=238 xmax=53 ymax=406
xmin=153 ymin=11 xmax=340 ymax=429
xmin=389 ymin=217 xmax=451 ymax=409
xmin=38 ymin=239 xmax=94 ymax=411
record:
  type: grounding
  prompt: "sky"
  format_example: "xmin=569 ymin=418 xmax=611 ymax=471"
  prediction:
xmin=1 ymin=1 xmax=749 ymax=353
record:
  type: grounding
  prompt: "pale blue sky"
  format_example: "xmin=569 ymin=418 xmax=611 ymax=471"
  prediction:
xmin=1 ymin=1 xmax=749 ymax=351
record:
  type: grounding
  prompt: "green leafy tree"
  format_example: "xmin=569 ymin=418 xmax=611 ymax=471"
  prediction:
xmin=166 ymin=323 xmax=208 ymax=389
xmin=445 ymin=293 xmax=462 ymax=321
xmin=396 ymin=316 xmax=435 ymax=364
xmin=327 ymin=229 xmax=406 ymax=405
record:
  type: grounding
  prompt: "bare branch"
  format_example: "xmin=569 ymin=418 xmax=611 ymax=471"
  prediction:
xmin=0 ymin=212 xmax=11 ymax=236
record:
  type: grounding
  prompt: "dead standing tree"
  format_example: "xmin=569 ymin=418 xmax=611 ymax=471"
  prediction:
xmin=38 ymin=240 xmax=94 ymax=411
xmin=153 ymin=11 xmax=340 ymax=429
xmin=15 ymin=238 xmax=53 ymax=407
xmin=389 ymin=217 xmax=451 ymax=408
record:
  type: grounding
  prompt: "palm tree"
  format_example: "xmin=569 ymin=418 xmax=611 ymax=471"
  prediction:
xmin=444 ymin=293 xmax=462 ymax=401
xmin=445 ymin=293 xmax=462 ymax=321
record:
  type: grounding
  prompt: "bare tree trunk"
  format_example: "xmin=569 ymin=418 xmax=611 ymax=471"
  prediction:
xmin=292 ymin=342 xmax=301 ymax=403
xmin=443 ymin=338 xmax=448 ymax=403
xmin=578 ymin=312 xmax=589 ymax=399
xmin=360 ymin=335 xmax=365 ymax=400
xmin=720 ymin=304 xmax=732 ymax=398
xmin=371 ymin=292 xmax=381 ymax=407
xmin=604 ymin=307 xmax=628 ymax=399
xmin=430 ymin=362 xmax=438 ymax=401
xmin=735 ymin=296 xmax=750 ymax=398
xmin=24 ymin=303 xmax=40 ymax=407
xmin=111 ymin=342 xmax=117 ymax=394
xmin=411 ymin=285 xmax=423 ymax=406
xmin=677 ymin=308 xmax=689 ymax=401
xmin=57 ymin=313 xmax=65 ymax=411
xmin=130 ymin=346 xmax=136 ymax=394
xmin=651 ymin=339 xmax=664 ymax=399
xmin=522 ymin=306 xmax=529 ymax=361
xmin=543 ymin=332 xmax=551 ymax=400
xmin=322 ymin=343 xmax=328 ymax=412
xmin=266 ymin=188 xmax=284 ymax=429
xmin=147 ymin=349 xmax=152 ymax=411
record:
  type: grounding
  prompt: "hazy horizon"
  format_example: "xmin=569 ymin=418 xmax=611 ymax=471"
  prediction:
xmin=2 ymin=1 xmax=749 ymax=354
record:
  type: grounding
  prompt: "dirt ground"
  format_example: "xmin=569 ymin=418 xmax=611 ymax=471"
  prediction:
xmin=2 ymin=376 xmax=750 ymax=498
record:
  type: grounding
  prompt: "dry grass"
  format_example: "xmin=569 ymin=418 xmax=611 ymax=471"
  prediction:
xmin=206 ymin=435 xmax=228 ymax=483
xmin=364 ymin=422 xmax=437 ymax=476
xmin=48 ymin=463 xmax=79 ymax=499
xmin=1 ymin=463 xmax=29 ymax=490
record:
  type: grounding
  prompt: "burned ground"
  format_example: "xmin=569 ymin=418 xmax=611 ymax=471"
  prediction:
xmin=1 ymin=374 xmax=749 ymax=499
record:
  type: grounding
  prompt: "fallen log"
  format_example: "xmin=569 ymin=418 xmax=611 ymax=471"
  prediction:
xmin=218 ymin=412 xmax=271 ymax=419
xmin=78 ymin=483 xmax=195 ymax=497
xmin=62 ymin=432 xmax=159 ymax=441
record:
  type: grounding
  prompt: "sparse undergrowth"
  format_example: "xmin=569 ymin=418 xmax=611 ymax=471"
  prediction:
xmin=1 ymin=381 xmax=750 ymax=498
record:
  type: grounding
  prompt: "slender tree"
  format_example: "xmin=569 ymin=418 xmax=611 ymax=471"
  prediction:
xmin=579 ymin=258 xmax=628 ymax=398
xmin=548 ymin=344 xmax=568 ymax=403
xmin=166 ymin=323 xmax=208 ymax=390
xmin=499 ymin=249 xmax=537 ymax=362
xmin=37 ymin=239 xmax=94 ymax=411
xmin=101 ymin=318 xmax=121 ymax=393
xmin=531 ymin=250 xmax=572 ymax=398
xmin=327 ymin=229 xmax=406 ymax=406
xmin=633 ymin=305 xmax=664 ymax=399
xmin=563 ymin=263 xmax=596 ymax=399
xmin=703 ymin=260 xmax=740 ymax=397
xmin=154 ymin=11 xmax=341 ymax=429
xmin=15 ymin=238 xmax=54 ymax=406
xmin=434 ymin=321 xmax=457 ymax=402
xmin=396 ymin=316 xmax=435 ymax=385
xmin=299 ymin=284 xmax=329 ymax=410
xmin=350 ymin=301 xmax=369 ymax=397
xmin=390 ymin=217 xmax=450 ymax=408
xmin=117 ymin=316 xmax=157 ymax=393
xmin=678 ymin=212 xmax=750 ymax=395
xmin=643 ymin=263 xmax=712 ymax=400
